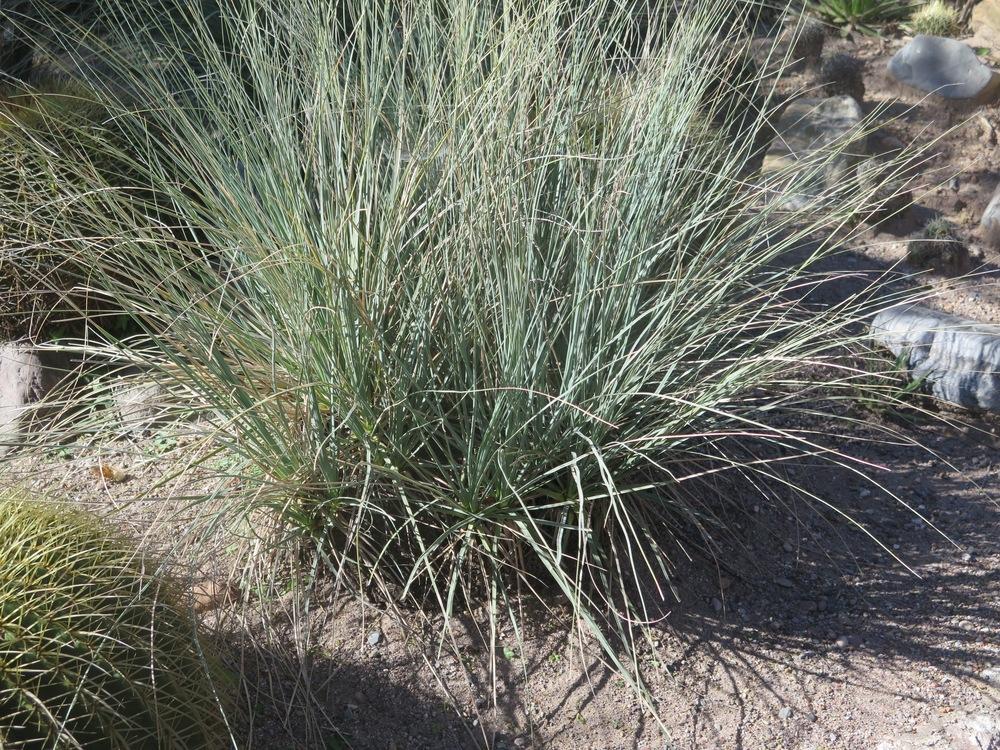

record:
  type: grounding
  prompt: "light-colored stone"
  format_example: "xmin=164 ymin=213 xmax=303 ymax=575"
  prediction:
xmin=113 ymin=377 xmax=168 ymax=432
xmin=192 ymin=579 xmax=237 ymax=613
xmin=888 ymin=35 xmax=1000 ymax=103
xmin=871 ymin=305 xmax=1000 ymax=411
xmin=981 ymin=182 xmax=1000 ymax=248
xmin=972 ymin=0 xmax=1000 ymax=47
xmin=0 ymin=343 xmax=68 ymax=454
xmin=762 ymin=96 xmax=866 ymax=210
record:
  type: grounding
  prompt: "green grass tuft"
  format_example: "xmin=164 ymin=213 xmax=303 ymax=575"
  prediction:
xmin=0 ymin=0 xmax=938 ymax=717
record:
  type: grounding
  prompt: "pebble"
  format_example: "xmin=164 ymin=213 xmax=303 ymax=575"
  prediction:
xmin=779 ymin=706 xmax=793 ymax=720
xmin=367 ymin=630 xmax=383 ymax=647
xmin=805 ymin=711 xmax=818 ymax=722
xmin=774 ymin=576 xmax=794 ymax=588
xmin=782 ymin=541 xmax=794 ymax=553
xmin=981 ymin=667 xmax=1000 ymax=686
xmin=835 ymin=635 xmax=851 ymax=649
xmin=711 ymin=597 xmax=723 ymax=613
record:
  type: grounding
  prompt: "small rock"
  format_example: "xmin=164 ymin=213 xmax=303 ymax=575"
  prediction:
xmin=835 ymin=635 xmax=851 ymax=649
xmin=367 ymin=630 xmax=383 ymax=647
xmin=888 ymin=35 xmax=1000 ymax=103
xmin=805 ymin=711 xmax=818 ymax=723
xmin=113 ymin=377 xmax=169 ymax=432
xmin=981 ymin=667 xmax=1000 ymax=686
xmin=779 ymin=706 xmax=793 ymax=720
xmin=782 ymin=541 xmax=794 ymax=553
xmin=774 ymin=576 xmax=794 ymax=588
xmin=192 ymin=579 xmax=237 ymax=613
xmin=981 ymin=182 xmax=1000 ymax=248
xmin=711 ymin=597 xmax=723 ymax=613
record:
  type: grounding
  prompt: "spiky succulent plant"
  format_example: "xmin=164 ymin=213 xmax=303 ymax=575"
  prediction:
xmin=908 ymin=217 xmax=971 ymax=275
xmin=819 ymin=52 xmax=866 ymax=101
xmin=0 ymin=493 xmax=230 ymax=749
xmin=791 ymin=17 xmax=827 ymax=70
xmin=908 ymin=1 xmax=961 ymax=37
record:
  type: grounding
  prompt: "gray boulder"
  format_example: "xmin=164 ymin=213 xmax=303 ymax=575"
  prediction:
xmin=0 ymin=343 xmax=69 ymax=453
xmin=762 ymin=95 xmax=866 ymax=210
xmin=888 ymin=35 xmax=1000 ymax=103
xmin=871 ymin=305 xmax=1000 ymax=411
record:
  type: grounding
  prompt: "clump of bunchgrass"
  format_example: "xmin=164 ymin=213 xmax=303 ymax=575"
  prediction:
xmin=0 ymin=491 xmax=230 ymax=748
xmin=0 ymin=0 xmax=936 ymax=719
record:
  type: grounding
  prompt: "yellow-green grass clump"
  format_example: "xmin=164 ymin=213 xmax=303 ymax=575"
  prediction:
xmin=0 ymin=493 xmax=230 ymax=749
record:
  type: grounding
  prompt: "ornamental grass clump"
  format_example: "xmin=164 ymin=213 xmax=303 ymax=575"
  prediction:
xmin=0 ymin=0 xmax=930 ymax=709
xmin=0 ymin=493 xmax=230 ymax=749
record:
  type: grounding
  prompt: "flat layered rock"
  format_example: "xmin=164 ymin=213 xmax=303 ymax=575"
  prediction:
xmin=888 ymin=35 xmax=1000 ymax=103
xmin=871 ymin=305 xmax=1000 ymax=411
